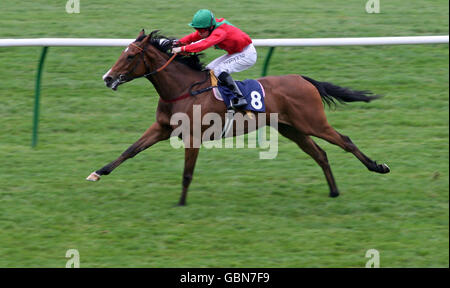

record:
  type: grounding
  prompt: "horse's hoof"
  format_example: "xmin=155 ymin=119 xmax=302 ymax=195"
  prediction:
xmin=329 ymin=191 xmax=340 ymax=198
xmin=379 ymin=163 xmax=390 ymax=174
xmin=86 ymin=172 xmax=101 ymax=182
xmin=371 ymin=162 xmax=391 ymax=174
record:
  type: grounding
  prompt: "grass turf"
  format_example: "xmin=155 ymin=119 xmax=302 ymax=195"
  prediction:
xmin=0 ymin=0 xmax=448 ymax=267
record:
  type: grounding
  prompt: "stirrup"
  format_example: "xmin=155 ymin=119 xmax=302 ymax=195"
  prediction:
xmin=231 ymin=96 xmax=247 ymax=109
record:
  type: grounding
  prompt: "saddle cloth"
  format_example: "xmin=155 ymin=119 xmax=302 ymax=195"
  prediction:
xmin=212 ymin=75 xmax=266 ymax=113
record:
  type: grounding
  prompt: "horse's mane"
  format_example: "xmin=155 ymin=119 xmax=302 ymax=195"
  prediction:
xmin=136 ymin=30 xmax=206 ymax=72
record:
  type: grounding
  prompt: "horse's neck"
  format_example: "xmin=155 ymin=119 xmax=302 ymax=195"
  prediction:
xmin=145 ymin=48 xmax=205 ymax=101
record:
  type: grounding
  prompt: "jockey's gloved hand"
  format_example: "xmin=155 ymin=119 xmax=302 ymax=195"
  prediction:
xmin=171 ymin=39 xmax=181 ymax=47
xmin=172 ymin=47 xmax=182 ymax=54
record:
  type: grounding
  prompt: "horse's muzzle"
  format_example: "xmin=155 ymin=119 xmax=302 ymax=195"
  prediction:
xmin=104 ymin=75 xmax=114 ymax=88
xmin=104 ymin=75 xmax=126 ymax=91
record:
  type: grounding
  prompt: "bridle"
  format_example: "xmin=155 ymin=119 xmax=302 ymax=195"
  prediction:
xmin=114 ymin=40 xmax=212 ymax=103
xmin=119 ymin=42 xmax=177 ymax=82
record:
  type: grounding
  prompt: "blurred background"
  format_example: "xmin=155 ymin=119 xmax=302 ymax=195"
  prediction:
xmin=0 ymin=0 xmax=448 ymax=267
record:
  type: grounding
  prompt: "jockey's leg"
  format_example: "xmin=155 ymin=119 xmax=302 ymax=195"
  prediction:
xmin=207 ymin=44 xmax=257 ymax=110
xmin=218 ymin=72 xmax=247 ymax=109
xmin=206 ymin=54 xmax=229 ymax=72
xmin=207 ymin=44 xmax=257 ymax=79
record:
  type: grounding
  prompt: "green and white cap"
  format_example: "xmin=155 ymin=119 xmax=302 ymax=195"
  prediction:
xmin=189 ymin=9 xmax=216 ymax=28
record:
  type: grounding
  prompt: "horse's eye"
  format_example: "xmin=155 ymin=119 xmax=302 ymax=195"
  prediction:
xmin=127 ymin=55 xmax=135 ymax=61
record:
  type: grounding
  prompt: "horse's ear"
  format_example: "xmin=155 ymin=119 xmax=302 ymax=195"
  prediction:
xmin=138 ymin=29 xmax=145 ymax=38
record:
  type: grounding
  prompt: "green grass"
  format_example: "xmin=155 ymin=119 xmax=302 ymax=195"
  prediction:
xmin=0 ymin=0 xmax=448 ymax=267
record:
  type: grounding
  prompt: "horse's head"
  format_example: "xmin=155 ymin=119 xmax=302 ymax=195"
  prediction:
xmin=103 ymin=29 xmax=205 ymax=91
xmin=103 ymin=29 xmax=168 ymax=90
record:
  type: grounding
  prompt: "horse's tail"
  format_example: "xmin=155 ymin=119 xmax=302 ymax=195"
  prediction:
xmin=301 ymin=75 xmax=381 ymax=107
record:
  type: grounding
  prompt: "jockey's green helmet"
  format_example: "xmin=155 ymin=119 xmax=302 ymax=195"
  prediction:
xmin=189 ymin=9 xmax=216 ymax=29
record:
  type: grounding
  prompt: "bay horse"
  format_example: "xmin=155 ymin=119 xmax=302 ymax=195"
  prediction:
xmin=87 ymin=29 xmax=390 ymax=206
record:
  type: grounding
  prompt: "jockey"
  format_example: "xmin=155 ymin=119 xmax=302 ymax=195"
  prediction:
xmin=172 ymin=9 xmax=257 ymax=109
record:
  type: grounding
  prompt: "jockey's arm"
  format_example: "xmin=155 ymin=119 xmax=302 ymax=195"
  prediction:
xmin=180 ymin=29 xmax=227 ymax=53
xmin=178 ymin=31 xmax=202 ymax=45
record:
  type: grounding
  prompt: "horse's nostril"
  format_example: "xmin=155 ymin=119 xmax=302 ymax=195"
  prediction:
xmin=104 ymin=76 xmax=114 ymax=88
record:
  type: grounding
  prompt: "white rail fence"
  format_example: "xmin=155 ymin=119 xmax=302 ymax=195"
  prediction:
xmin=0 ymin=35 xmax=448 ymax=47
xmin=0 ymin=35 xmax=448 ymax=147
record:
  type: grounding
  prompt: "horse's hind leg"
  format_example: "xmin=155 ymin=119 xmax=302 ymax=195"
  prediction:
xmin=313 ymin=126 xmax=390 ymax=174
xmin=278 ymin=123 xmax=340 ymax=197
xmin=178 ymin=147 xmax=200 ymax=206
xmin=86 ymin=122 xmax=171 ymax=181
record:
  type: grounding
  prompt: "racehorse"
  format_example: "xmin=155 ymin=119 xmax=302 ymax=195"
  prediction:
xmin=87 ymin=29 xmax=390 ymax=206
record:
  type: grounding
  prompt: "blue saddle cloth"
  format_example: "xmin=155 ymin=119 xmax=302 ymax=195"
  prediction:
xmin=217 ymin=79 xmax=265 ymax=112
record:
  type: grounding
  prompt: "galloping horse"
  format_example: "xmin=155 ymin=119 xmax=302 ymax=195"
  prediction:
xmin=87 ymin=29 xmax=390 ymax=206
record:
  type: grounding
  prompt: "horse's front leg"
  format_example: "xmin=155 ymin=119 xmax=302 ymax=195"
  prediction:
xmin=86 ymin=122 xmax=171 ymax=181
xmin=178 ymin=147 xmax=200 ymax=206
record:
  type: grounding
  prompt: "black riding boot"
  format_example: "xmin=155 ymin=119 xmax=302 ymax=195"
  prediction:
xmin=218 ymin=72 xmax=248 ymax=109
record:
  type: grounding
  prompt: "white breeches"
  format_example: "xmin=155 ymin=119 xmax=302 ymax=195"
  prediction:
xmin=206 ymin=43 xmax=257 ymax=77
